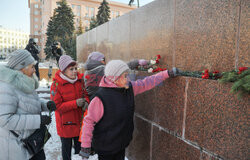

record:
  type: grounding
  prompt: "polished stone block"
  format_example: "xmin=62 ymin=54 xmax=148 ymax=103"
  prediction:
xmin=107 ymin=13 xmax=131 ymax=61
xmin=238 ymin=0 xmax=250 ymax=67
xmin=96 ymin=23 xmax=109 ymax=58
xmin=175 ymin=0 xmax=240 ymax=72
xmin=130 ymin=0 xmax=175 ymax=68
xmin=134 ymin=72 xmax=156 ymax=122
xmin=87 ymin=28 xmax=97 ymax=54
xmin=201 ymin=153 xmax=219 ymax=160
xmin=152 ymin=126 xmax=200 ymax=160
xmin=185 ymin=78 xmax=250 ymax=160
xmin=135 ymin=75 xmax=186 ymax=136
xmin=126 ymin=116 xmax=151 ymax=160
xmin=77 ymin=33 xmax=88 ymax=63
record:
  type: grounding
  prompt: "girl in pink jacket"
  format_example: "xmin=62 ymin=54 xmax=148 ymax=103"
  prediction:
xmin=79 ymin=60 xmax=180 ymax=160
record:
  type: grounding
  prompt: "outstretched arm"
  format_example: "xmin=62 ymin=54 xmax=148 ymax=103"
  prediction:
xmin=132 ymin=67 xmax=181 ymax=96
xmin=131 ymin=70 xmax=169 ymax=96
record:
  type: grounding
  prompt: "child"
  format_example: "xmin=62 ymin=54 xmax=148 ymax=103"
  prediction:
xmin=79 ymin=60 xmax=180 ymax=160
xmin=50 ymin=55 xmax=89 ymax=160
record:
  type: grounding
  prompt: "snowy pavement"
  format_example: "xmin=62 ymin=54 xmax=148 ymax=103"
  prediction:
xmin=44 ymin=114 xmax=98 ymax=160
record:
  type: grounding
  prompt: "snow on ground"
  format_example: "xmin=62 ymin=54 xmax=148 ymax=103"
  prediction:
xmin=39 ymin=61 xmax=58 ymax=69
xmin=44 ymin=114 xmax=98 ymax=160
xmin=38 ymin=79 xmax=129 ymax=160
xmin=0 ymin=61 xmax=7 ymax=65
xmin=39 ymin=78 xmax=52 ymax=88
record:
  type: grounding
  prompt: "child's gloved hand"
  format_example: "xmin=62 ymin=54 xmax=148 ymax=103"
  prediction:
xmin=79 ymin=147 xmax=91 ymax=160
xmin=168 ymin=67 xmax=182 ymax=78
xmin=138 ymin=59 xmax=149 ymax=66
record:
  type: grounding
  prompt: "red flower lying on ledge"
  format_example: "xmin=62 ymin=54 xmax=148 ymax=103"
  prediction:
xmin=238 ymin=67 xmax=248 ymax=74
xmin=153 ymin=67 xmax=167 ymax=73
xmin=202 ymin=69 xmax=209 ymax=79
xmin=137 ymin=54 xmax=165 ymax=73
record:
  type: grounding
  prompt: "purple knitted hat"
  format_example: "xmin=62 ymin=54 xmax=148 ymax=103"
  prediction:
xmin=59 ymin=55 xmax=76 ymax=71
xmin=87 ymin=52 xmax=105 ymax=61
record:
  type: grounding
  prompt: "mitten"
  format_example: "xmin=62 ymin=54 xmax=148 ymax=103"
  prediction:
xmin=47 ymin=101 xmax=56 ymax=111
xmin=79 ymin=147 xmax=91 ymax=159
xmin=83 ymin=102 xmax=89 ymax=111
xmin=40 ymin=115 xmax=52 ymax=127
xmin=76 ymin=98 xmax=85 ymax=107
xmin=168 ymin=67 xmax=181 ymax=78
xmin=138 ymin=59 xmax=149 ymax=66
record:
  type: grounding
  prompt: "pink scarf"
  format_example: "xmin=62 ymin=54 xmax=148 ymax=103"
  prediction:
xmin=59 ymin=72 xmax=77 ymax=84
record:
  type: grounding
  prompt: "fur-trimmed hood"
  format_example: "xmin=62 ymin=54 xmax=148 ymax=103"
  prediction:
xmin=0 ymin=65 xmax=39 ymax=94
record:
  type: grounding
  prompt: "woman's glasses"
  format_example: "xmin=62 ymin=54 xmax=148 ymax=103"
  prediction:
xmin=69 ymin=67 xmax=78 ymax=71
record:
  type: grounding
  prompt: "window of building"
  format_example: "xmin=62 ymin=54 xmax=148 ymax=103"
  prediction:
xmin=116 ymin=11 xmax=120 ymax=17
xmin=35 ymin=25 xmax=38 ymax=28
xmin=34 ymin=38 xmax=38 ymax=43
xmin=85 ymin=7 xmax=89 ymax=17
xmin=34 ymin=31 xmax=38 ymax=35
xmin=56 ymin=2 xmax=60 ymax=7
xmin=72 ymin=4 xmax=75 ymax=9
xmin=35 ymin=18 xmax=38 ymax=22
xmin=111 ymin=11 xmax=115 ymax=18
xmin=35 ymin=0 xmax=38 ymax=2
xmin=34 ymin=4 xmax=39 ymax=8
xmin=34 ymin=10 xmax=39 ymax=15
xmin=90 ymin=8 xmax=94 ymax=17
xmin=77 ymin=5 xmax=81 ymax=11
xmin=85 ymin=20 xmax=89 ymax=25
xmin=77 ymin=5 xmax=81 ymax=16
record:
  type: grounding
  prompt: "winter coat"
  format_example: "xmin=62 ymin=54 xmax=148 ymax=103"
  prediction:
xmin=50 ymin=70 xmax=89 ymax=138
xmin=83 ymin=59 xmax=139 ymax=98
xmin=92 ymin=83 xmax=135 ymax=154
xmin=0 ymin=65 xmax=48 ymax=160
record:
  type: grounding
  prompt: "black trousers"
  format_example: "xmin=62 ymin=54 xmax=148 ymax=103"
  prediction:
xmin=60 ymin=137 xmax=81 ymax=160
xmin=30 ymin=149 xmax=45 ymax=160
xmin=98 ymin=149 xmax=125 ymax=160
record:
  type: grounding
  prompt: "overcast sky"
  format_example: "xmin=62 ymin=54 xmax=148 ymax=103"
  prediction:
xmin=0 ymin=0 xmax=154 ymax=33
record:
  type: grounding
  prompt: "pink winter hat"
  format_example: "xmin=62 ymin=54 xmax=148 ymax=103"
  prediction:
xmin=59 ymin=55 xmax=76 ymax=71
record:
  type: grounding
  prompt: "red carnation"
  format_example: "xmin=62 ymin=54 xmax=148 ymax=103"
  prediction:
xmin=238 ymin=67 xmax=248 ymax=74
xmin=202 ymin=74 xmax=209 ymax=79
xmin=85 ymin=75 xmax=90 ymax=79
xmin=156 ymin=59 xmax=160 ymax=64
xmin=156 ymin=55 xmax=161 ymax=59
xmin=213 ymin=70 xmax=219 ymax=74
xmin=152 ymin=67 xmax=166 ymax=73
xmin=152 ymin=68 xmax=159 ymax=73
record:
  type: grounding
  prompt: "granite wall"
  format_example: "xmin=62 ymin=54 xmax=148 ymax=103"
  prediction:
xmin=76 ymin=0 xmax=249 ymax=159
